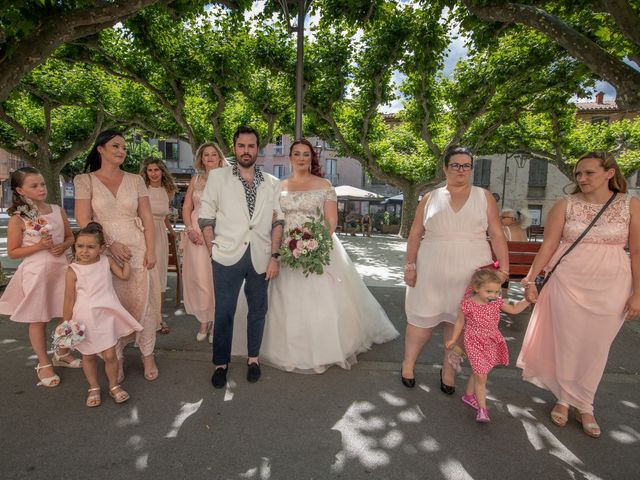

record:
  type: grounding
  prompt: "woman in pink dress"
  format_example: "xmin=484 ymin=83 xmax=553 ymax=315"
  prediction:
xmin=140 ymin=158 xmax=177 ymax=334
xmin=63 ymin=222 xmax=143 ymax=407
xmin=519 ymin=152 xmax=640 ymax=438
xmin=74 ymin=130 xmax=161 ymax=382
xmin=0 ymin=167 xmax=76 ymax=387
xmin=402 ymin=147 xmax=509 ymax=393
xmin=181 ymin=142 xmax=228 ymax=342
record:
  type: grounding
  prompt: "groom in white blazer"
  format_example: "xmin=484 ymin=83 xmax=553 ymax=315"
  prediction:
xmin=199 ymin=126 xmax=284 ymax=388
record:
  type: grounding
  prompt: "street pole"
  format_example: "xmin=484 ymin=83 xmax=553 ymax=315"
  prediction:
xmin=294 ymin=0 xmax=305 ymax=140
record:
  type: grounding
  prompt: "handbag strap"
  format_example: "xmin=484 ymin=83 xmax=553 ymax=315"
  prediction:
xmin=545 ymin=192 xmax=617 ymax=276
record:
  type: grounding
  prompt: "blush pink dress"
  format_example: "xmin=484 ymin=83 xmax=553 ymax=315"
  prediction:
xmin=148 ymin=186 xmax=170 ymax=292
xmin=180 ymin=174 xmax=214 ymax=325
xmin=460 ymin=296 xmax=509 ymax=374
xmin=405 ymin=186 xmax=493 ymax=328
xmin=74 ymin=172 xmax=161 ymax=357
xmin=517 ymin=194 xmax=632 ymax=414
xmin=70 ymin=255 xmax=142 ymax=355
xmin=0 ymin=205 xmax=69 ymax=323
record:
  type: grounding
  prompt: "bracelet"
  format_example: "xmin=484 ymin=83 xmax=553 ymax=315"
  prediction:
xmin=498 ymin=268 xmax=509 ymax=276
xmin=405 ymin=263 xmax=416 ymax=271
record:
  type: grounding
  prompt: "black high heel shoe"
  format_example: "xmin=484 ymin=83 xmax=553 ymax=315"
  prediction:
xmin=401 ymin=370 xmax=415 ymax=388
xmin=440 ymin=368 xmax=455 ymax=395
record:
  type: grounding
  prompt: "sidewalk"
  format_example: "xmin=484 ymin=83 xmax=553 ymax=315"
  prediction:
xmin=1 ymin=230 xmax=639 ymax=479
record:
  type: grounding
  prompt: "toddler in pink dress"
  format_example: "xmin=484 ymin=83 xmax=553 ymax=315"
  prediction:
xmin=63 ymin=222 xmax=142 ymax=407
xmin=446 ymin=269 xmax=530 ymax=422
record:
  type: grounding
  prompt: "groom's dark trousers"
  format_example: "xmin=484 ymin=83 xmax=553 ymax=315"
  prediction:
xmin=211 ymin=247 xmax=268 ymax=365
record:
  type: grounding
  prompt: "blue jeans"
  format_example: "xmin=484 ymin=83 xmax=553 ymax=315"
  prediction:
xmin=211 ymin=247 xmax=268 ymax=366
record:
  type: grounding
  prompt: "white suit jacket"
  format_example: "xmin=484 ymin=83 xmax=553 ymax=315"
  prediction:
xmin=198 ymin=167 xmax=283 ymax=274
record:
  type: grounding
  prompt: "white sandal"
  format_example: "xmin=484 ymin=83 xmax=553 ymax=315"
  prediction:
xmin=52 ymin=350 xmax=82 ymax=368
xmin=35 ymin=363 xmax=60 ymax=387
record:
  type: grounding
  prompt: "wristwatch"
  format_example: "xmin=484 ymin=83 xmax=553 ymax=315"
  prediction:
xmin=271 ymin=252 xmax=281 ymax=260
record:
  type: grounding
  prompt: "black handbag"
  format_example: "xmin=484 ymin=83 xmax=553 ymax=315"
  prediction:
xmin=535 ymin=192 xmax=617 ymax=294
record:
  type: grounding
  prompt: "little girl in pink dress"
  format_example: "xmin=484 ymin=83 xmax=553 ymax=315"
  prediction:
xmin=446 ymin=269 xmax=530 ymax=422
xmin=63 ymin=222 xmax=142 ymax=407
xmin=0 ymin=167 xmax=76 ymax=388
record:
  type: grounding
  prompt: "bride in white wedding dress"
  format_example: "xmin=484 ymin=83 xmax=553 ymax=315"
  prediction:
xmin=233 ymin=139 xmax=398 ymax=373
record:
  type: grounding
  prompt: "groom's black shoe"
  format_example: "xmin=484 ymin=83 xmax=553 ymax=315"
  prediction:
xmin=211 ymin=366 xmax=228 ymax=389
xmin=246 ymin=362 xmax=261 ymax=383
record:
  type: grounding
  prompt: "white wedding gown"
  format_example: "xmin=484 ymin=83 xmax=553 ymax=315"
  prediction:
xmin=232 ymin=187 xmax=398 ymax=373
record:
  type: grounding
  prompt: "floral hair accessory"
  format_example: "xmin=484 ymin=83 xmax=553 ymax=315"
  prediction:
xmin=279 ymin=208 xmax=334 ymax=276
xmin=477 ymin=260 xmax=500 ymax=271
xmin=52 ymin=320 xmax=86 ymax=349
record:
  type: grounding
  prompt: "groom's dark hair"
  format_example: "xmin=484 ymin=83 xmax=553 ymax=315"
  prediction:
xmin=233 ymin=126 xmax=260 ymax=147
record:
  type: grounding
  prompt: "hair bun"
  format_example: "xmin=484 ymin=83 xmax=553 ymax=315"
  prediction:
xmin=86 ymin=222 xmax=104 ymax=233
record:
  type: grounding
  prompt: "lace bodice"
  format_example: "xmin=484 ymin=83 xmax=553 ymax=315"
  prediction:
xmin=279 ymin=188 xmax=337 ymax=232
xmin=562 ymin=194 xmax=630 ymax=245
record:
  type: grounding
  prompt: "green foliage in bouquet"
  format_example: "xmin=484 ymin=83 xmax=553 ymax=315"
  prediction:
xmin=279 ymin=209 xmax=334 ymax=277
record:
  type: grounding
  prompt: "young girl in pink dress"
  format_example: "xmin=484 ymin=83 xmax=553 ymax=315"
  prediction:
xmin=62 ymin=222 xmax=143 ymax=407
xmin=446 ymin=269 xmax=530 ymax=422
xmin=0 ymin=167 xmax=76 ymax=387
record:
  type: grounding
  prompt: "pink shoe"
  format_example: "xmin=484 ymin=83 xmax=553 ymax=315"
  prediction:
xmin=462 ymin=394 xmax=479 ymax=410
xmin=476 ymin=407 xmax=491 ymax=423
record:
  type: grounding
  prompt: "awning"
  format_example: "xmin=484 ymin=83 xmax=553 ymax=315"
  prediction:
xmin=335 ymin=185 xmax=384 ymax=201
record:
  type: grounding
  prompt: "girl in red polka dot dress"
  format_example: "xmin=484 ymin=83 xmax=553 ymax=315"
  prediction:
xmin=446 ymin=269 xmax=530 ymax=423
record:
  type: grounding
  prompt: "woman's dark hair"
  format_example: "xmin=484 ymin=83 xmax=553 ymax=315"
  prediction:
xmin=76 ymin=221 xmax=106 ymax=246
xmin=443 ymin=146 xmax=473 ymax=167
xmin=8 ymin=166 xmax=42 ymax=216
xmin=139 ymin=157 xmax=178 ymax=198
xmin=83 ymin=129 xmax=125 ymax=172
xmin=290 ymin=138 xmax=323 ymax=177
xmin=571 ymin=151 xmax=627 ymax=194
xmin=233 ymin=125 xmax=260 ymax=147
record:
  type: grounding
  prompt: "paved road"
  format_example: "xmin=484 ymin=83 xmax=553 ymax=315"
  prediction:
xmin=1 ymin=228 xmax=639 ymax=480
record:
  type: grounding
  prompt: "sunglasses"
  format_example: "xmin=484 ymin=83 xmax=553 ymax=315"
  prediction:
xmin=448 ymin=163 xmax=473 ymax=171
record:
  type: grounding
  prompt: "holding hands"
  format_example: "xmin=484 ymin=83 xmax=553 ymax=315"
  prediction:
xmin=185 ymin=227 xmax=204 ymax=246
xmin=109 ymin=241 xmax=133 ymax=264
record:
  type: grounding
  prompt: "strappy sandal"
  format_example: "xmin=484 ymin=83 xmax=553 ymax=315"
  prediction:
xmin=575 ymin=410 xmax=601 ymax=438
xmin=86 ymin=387 xmax=101 ymax=408
xmin=35 ymin=363 xmax=60 ymax=387
xmin=142 ymin=355 xmax=159 ymax=381
xmin=159 ymin=321 xmax=170 ymax=335
xmin=550 ymin=402 xmax=569 ymax=427
xmin=109 ymin=385 xmax=130 ymax=404
xmin=52 ymin=350 xmax=82 ymax=368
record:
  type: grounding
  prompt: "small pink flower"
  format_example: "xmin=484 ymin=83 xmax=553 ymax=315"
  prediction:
xmin=292 ymin=249 xmax=301 ymax=258
xmin=296 ymin=240 xmax=304 ymax=250
xmin=307 ymin=239 xmax=318 ymax=250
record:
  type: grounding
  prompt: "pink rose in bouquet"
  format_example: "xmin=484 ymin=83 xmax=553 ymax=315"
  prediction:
xmin=280 ymin=209 xmax=333 ymax=276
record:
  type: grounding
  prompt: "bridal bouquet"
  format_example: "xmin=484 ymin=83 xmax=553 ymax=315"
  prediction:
xmin=17 ymin=205 xmax=51 ymax=237
xmin=52 ymin=320 xmax=86 ymax=349
xmin=280 ymin=210 xmax=333 ymax=277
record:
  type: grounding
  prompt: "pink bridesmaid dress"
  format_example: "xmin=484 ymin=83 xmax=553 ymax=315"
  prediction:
xmin=180 ymin=174 xmax=214 ymax=325
xmin=148 ymin=186 xmax=171 ymax=292
xmin=517 ymin=194 xmax=632 ymax=414
xmin=0 ymin=205 xmax=69 ymax=323
xmin=70 ymin=255 xmax=143 ymax=355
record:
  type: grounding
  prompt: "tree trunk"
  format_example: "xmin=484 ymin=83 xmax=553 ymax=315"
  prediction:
xmin=399 ymin=184 xmax=419 ymax=238
xmin=38 ymin=157 xmax=63 ymax=206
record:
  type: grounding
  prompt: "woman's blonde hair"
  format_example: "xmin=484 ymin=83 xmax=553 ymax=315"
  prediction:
xmin=139 ymin=158 xmax=177 ymax=199
xmin=571 ymin=152 xmax=627 ymax=194
xmin=470 ymin=269 xmax=502 ymax=291
xmin=193 ymin=142 xmax=228 ymax=172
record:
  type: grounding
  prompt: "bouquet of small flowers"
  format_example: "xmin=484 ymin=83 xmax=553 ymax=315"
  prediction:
xmin=52 ymin=320 xmax=86 ymax=349
xmin=279 ymin=209 xmax=334 ymax=277
xmin=17 ymin=205 xmax=51 ymax=237
xmin=447 ymin=345 xmax=466 ymax=373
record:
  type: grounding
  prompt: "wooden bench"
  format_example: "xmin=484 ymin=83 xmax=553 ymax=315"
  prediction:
xmin=493 ymin=241 xmax=541 ymax=281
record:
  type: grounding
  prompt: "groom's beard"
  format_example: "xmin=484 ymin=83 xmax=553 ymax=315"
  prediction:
xmin=236 ymin=153 xmax=257 ymax=169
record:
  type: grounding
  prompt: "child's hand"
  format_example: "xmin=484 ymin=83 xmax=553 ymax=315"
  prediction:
xmin=48 ymin=243 xmax=68 ymax=256
xmin=38 ymin=236 xmax=54 ymax=250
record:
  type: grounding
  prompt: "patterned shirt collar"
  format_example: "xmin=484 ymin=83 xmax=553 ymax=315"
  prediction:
xmin=232 ymin=163 xmax=264 ymax=218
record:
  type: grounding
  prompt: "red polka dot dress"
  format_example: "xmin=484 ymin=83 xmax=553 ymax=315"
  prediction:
xmin=460 ymin=296 xmax=509 ymax=374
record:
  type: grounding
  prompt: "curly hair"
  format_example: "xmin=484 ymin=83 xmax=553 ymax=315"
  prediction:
xmin=139 ymin=158 xmax=177 ymax=199
xmin=470 ymin=269 xmax=502 ymax=291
